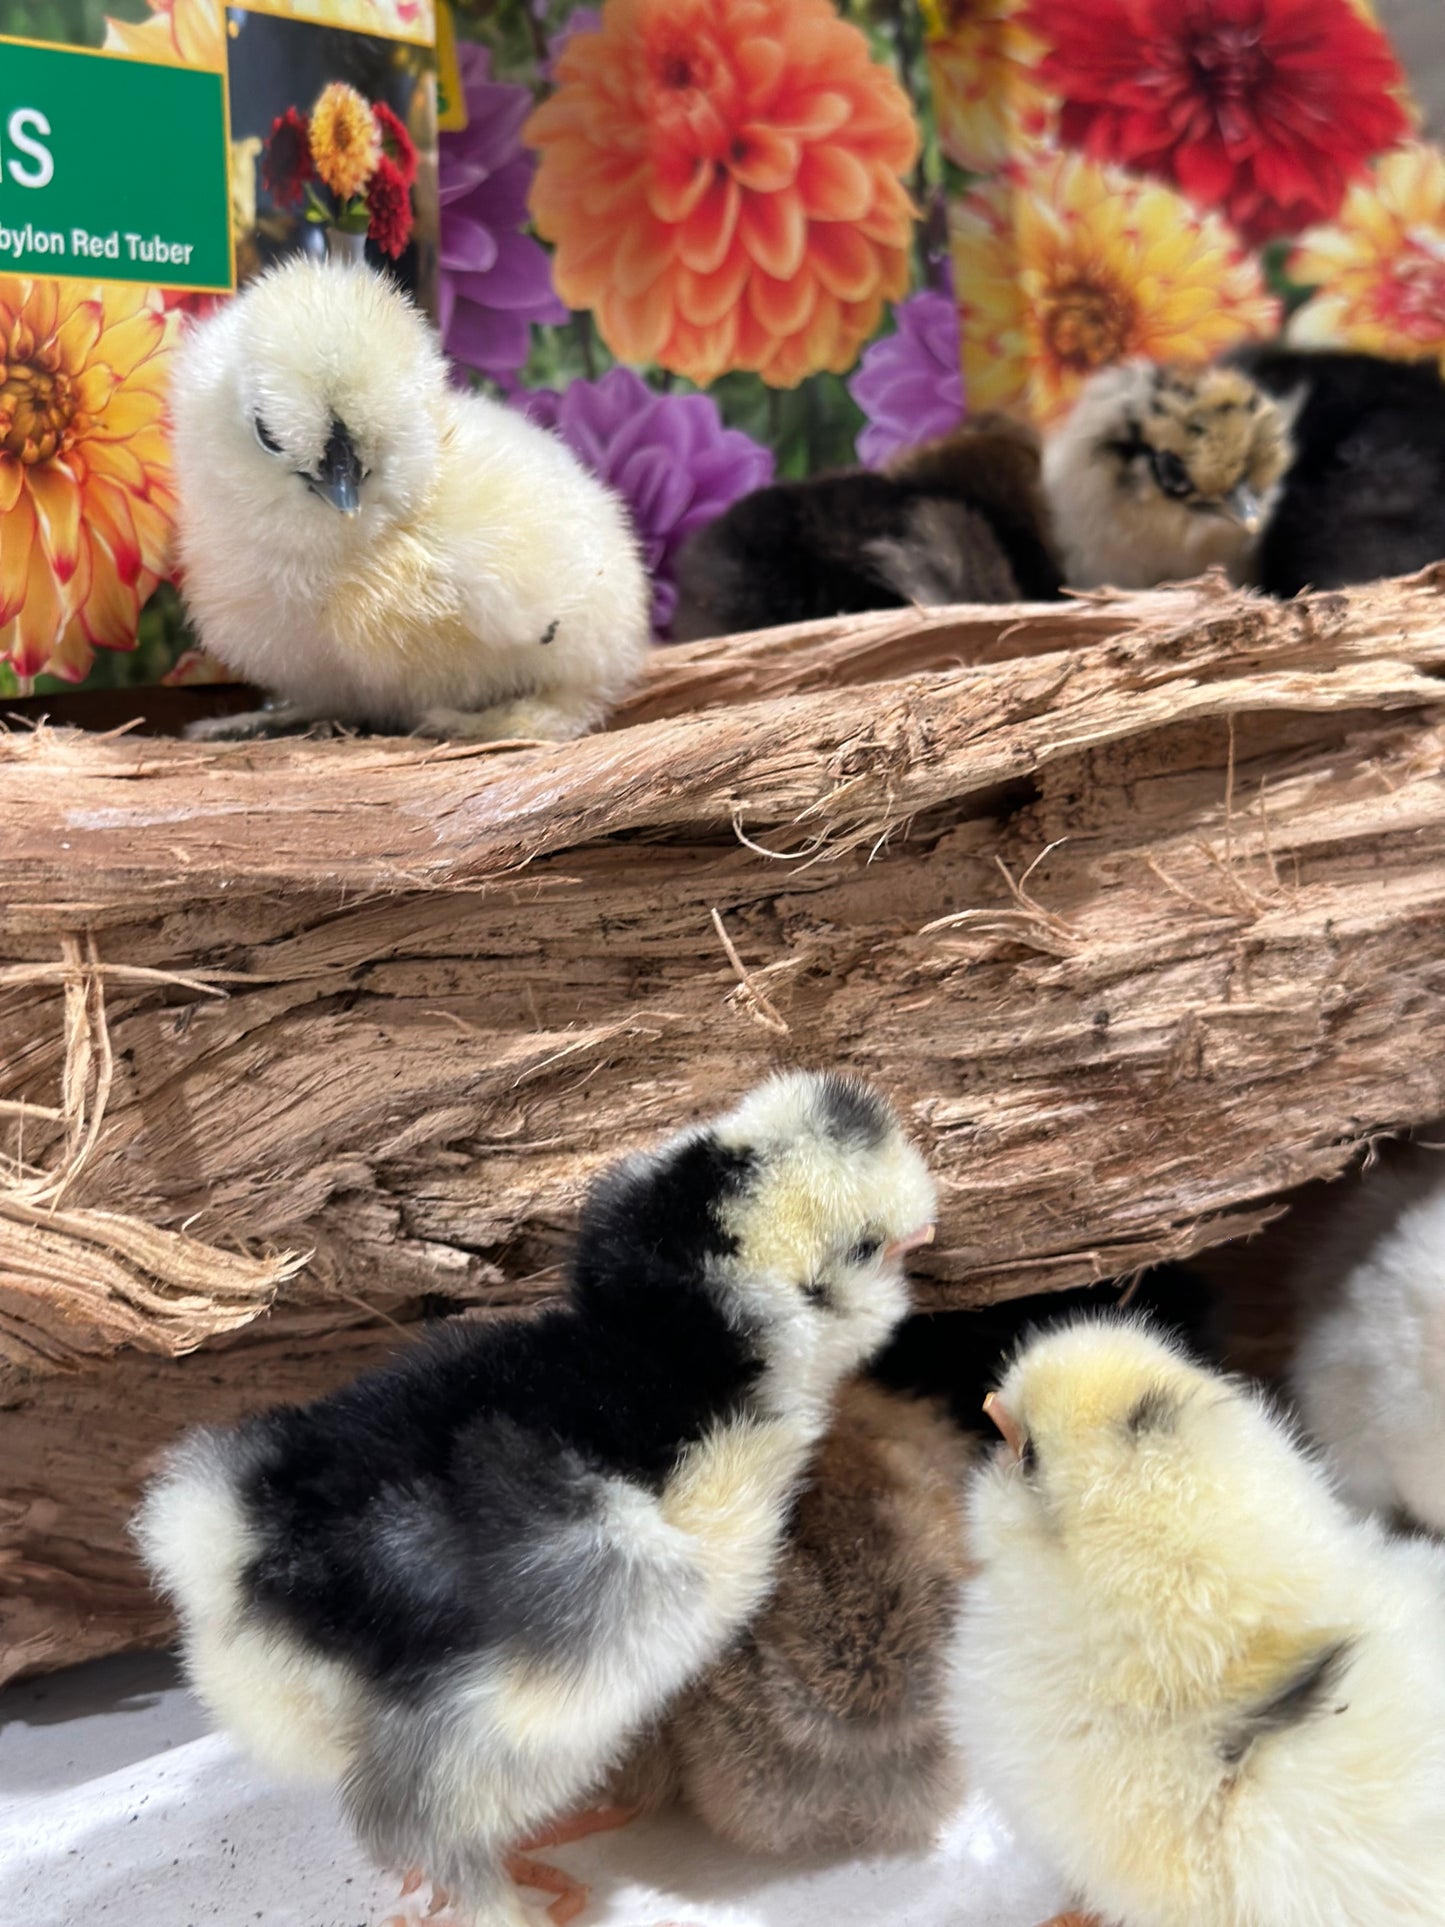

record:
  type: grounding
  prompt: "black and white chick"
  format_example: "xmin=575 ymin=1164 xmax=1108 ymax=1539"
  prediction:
xmin=956 ymin=1317 xmax=1445 ymax=1927
xmin=1044 ymin=359 xmax=1298 ymax=590
xmin=669 ymin=413 xmax=1064 ymax=641
xmin=169 ymin=256 xmax=650 ymax=742
xmin=1226 ymin=345 xmax=1445 ymax=595
xmin=1287 ymin=1137 xmax=1445 ymax=1537
xmin=134 ymin=1071 xmax=935 ymax=1926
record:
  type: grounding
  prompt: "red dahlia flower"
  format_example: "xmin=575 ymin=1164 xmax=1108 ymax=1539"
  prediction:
xmin=1024 ymin=0 xmax=1411 ymax=245
xmin=366 ymin=155 xmax=413 ymax=259
xmin=372 ymin=102 xmax=418 ymax=189
xmin=261 ymin=107 xmax=313 ymax=214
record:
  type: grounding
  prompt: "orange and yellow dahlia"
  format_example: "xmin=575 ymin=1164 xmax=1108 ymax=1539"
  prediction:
xmin=103 ymin=0 xmax=225 ymax=72
xmin=104 ymin=0 xmax=431 ymax=62
xmin=951 ymin=151 xmax=1280 ymax=425
xmin=923 ymin=0 xmax=1051 ymax=175
xmin=1287 ymin=143 xmax=1445 ymax=372
xmin=526 ymin=0 xmax=920 ymax=388
xmin=0 ymin=280 xmax=178 ymax=684
xmin=310 ymin=83 xmax=382 ymax=203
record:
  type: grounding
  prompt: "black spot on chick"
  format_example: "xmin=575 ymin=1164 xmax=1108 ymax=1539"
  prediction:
xmin=816 ymin=1074 xmax=892 ymax=1150
xmin=1125 ymin=1385 xmax=1179 ymax=1436
xmin=1218 ymin=1640 xmax=1354 ymax=1767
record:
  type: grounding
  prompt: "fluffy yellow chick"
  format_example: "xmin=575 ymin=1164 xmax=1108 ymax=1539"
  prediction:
xmin=956 ymin=1318 xmax=1445 ymax=1927
xmin=170 ymin=257 xmax=650 ymax=742
xmin=1044 ymin=360 xmax=1298 ymax=590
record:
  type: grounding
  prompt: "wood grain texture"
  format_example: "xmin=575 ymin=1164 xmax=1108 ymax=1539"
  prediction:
xmin=4 ymin=570 xmax=1445 ymax=1679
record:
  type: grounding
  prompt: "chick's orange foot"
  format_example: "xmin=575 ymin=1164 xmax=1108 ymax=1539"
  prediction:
xmin=380 ymin=1866 xmax=458 ymax=1924
xmin=507 ymin=1805 xmax=640 ymax=1926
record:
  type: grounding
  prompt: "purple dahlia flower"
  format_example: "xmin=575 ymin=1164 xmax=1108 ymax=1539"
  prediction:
xmin=439 ymin=42 xmax=567 ymax=385
xmin=518 ymin=367 xmax=775 ymax=636
xmin=848 ymin=288 xmax=965 ymax=469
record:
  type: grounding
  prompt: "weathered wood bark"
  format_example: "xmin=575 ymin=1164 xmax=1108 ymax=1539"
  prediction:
xmin=4 ymin=570 xmax=1445 ymax=1681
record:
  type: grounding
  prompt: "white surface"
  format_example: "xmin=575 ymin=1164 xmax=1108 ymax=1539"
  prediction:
xmin=0 ymin=1653 xmax=1068 ymax=1927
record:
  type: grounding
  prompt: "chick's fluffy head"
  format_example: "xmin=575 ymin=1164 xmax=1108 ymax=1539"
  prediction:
xmin=169 ymin=256 xmax=447 ymax=556
xmin=972 ymin=1319 xmax=1350 ymax=1654
xmin=1089 ymin=360 xmax=1294 ymax=524
xmin=712 ymin=1071 xmax=936 ymax=1386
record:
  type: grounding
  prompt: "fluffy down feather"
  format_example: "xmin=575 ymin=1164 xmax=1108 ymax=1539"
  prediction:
xmin=170 ymin=257 xmax=649 ymax=742
xmin=613 ymin=1379 xmax=975 ymax=1856
xmin=135 ymin=1071 xmax=934 ymax=1926
xmin=1287 ymin=1139 xmax=1445 ymax=1536
xmin=670 ymin=415 xmax=1063 ymax=642
xmin=956 ymin=1317 xmax=1445 ymax=1927
xmin=1228 ymin=346 xmax=1445 ymax=596
xmin=1044 ymin=360 xmax=1296 ymax=591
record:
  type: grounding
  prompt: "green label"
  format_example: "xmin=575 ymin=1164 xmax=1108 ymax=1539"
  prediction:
xmin=0 ymin=40 xmax=232 ymax=290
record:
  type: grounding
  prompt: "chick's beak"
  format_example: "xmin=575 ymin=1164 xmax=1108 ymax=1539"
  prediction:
xmin=1221 ymin=480 xmax=1262 ymax=532
xmin=883 ymin=1223 xmax=936 ymax=1263
xmin=308 ymin=421 xmax=364 ymax=518
xmin=983 ymin=1392 xmax=1026 ymax=1461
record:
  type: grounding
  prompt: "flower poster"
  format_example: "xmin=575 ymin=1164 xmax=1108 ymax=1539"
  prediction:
xmin=0 ymin=0 xmax=438 ymax=700
xmin=923 ymin=0 xmax=1445 ymax=428
xmin=442 ymin=1 xmax=965 ymax=640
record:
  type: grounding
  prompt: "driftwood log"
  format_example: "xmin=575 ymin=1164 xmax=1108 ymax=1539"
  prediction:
xmin=3 ymin=570 xmax=1445 ymax=1682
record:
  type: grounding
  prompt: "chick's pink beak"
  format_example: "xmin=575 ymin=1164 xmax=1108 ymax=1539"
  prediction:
xmin=983 ymin=1392 xmax=1027 ymax=1461
xmin=884 ymin=1223 xmax=936 ymax=1262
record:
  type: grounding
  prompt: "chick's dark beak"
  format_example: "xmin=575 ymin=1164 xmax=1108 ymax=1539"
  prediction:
xmin=1222 ymin=480 xmax=1262 ymax=532
xmin=308 ymin=420 xmax=364 ymax=517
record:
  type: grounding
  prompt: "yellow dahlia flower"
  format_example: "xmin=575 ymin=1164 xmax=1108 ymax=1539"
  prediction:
xmin=923 ymin=0 xmax=1051 ymax=175
xmin=1288 ymin=143 xmax=1445 ymax=373
xmin=951 ymin=151 xmax=1280 ymax=425
xmin=309 ymin=83 xmax=382 ymax=202
xmin=0 ymin=280 xmax=178 ymax=684
xmin=103 ymin=0 xmax=225 ymax=72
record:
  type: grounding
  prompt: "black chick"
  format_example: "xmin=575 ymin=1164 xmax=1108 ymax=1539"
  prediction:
xmin=1228 ymin=345 xmax=1445 ymax=595
xmin=670 ymin=414 xmax=1064 ymax=641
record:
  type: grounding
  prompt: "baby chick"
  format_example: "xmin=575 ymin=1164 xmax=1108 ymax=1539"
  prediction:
xmin=134 ymin=1071 xmax=934 ymax=1926
xmin=170 ymin=257 xmax=649 ymax=742
xmin=957 ymin=1318 xmax=1445 ymax=1927
xmin=617 ymin=1378 xmax=975 ymax=1857
xmin=605 ymin=1276 xmax=1213 ymax=1862
xmin=670 ymin=414 xmax=1063 ymax=641
xmin=1044 ymin=359 xmax=1296 ymax=590
xmin=1288 ymin=1140 xmax=1445 ymax=1536
xmin=1227 ymin=345 xmax=1445 ymax=596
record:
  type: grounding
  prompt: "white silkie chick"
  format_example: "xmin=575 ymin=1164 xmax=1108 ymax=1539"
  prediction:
xmin=1044 ymin=360 xmax=1298 ymax=590
xmin=956 ymin=1318 xmax=1445 ymax=1927
xmin=169 ymin=256 xmax=650 ymax=742
xmin=1288 ymin=1142 xmax=1445 ymax=1536
xmin=134 ymin=1071 xmax=935 ymax=1927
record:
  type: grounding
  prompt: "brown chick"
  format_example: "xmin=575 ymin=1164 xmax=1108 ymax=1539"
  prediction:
xmin=610 ymin=1379 xmax=976 ymax=1856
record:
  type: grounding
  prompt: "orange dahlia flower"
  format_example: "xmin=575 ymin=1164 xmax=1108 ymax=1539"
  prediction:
xmin=1287 ymin=143 xmax=1445 ymax=372
xmin=103 ymin=0 xmax=225 ymax=71
xmin=310 ymin=83 xmax=382 ymax=203
xmin=0 ymin=280 xmax=179 ymax=684
xmin=923 ymin=0 xmax=1051 ymax=175
xmin=526 ymin=0 xmax=920 ymax=388
xmin=951 ymin=151 xmax=1280 ymax=425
